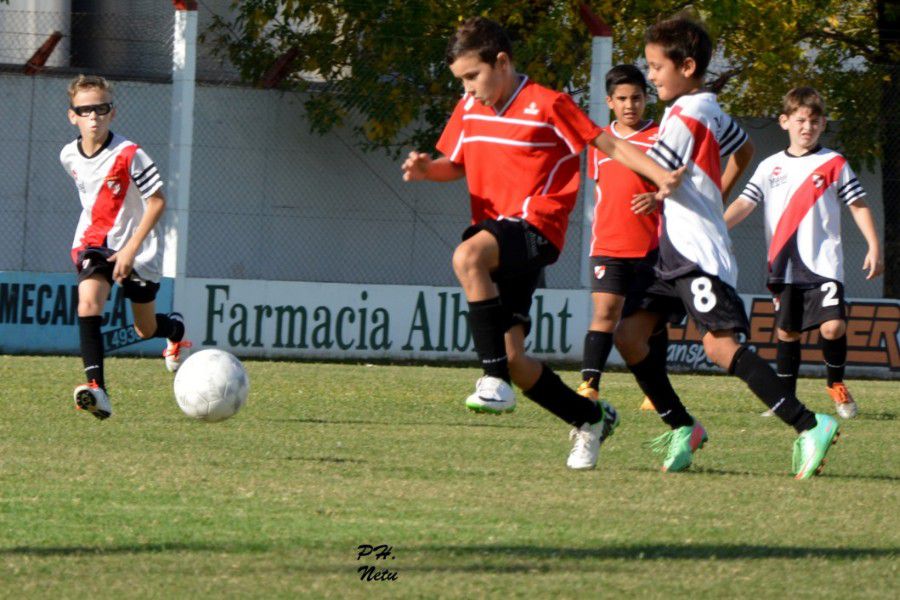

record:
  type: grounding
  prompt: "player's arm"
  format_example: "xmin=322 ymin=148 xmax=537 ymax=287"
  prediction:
xmin=723 ymin=197 xmax=757 ymax=229
xmin=401 ymin=152 xmax=465 ymax=182
xmin=591 ymin=134 xmax=683 ymax=198
xmin=847 ymin=199 xmax=884 ymax=279
xmin=109 ymin=190 xmax=166 ymax=282
xmin=721 ymin=138 xmax=755 ymax=203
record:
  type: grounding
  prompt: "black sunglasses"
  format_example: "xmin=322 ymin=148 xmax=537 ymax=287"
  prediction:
xmin=70 ymin=102 xmax=113 ymax=116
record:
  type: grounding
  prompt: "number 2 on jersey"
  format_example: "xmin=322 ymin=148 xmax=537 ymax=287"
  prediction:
xmin=820 ymin=282 xmax=839 ymax=307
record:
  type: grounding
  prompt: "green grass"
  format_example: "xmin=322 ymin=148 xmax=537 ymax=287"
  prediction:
xmin=0 ymin=355 xmax=897 ymax=599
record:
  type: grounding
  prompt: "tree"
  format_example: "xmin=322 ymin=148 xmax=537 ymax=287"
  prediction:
xmin=877 ymin=0 xmax=900 ymax=296
xmin=210 ymin=1 xmax=890 ymax=165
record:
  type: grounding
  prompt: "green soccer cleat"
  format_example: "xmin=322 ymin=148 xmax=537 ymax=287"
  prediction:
xmin=792 ymin=414 xmax=840 ymax=480
xmin=647 ymin=419 xmax=707 ymax=472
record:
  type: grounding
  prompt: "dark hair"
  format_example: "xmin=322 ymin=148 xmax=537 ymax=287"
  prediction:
xmin=782 ymin=86 xmax=826 ymax=118
xmin=645 ymin=17 xmax=712 ymax=79
xmin=605 ymin=64 xmax=648 ymax=95
xmin=446 ymin=17 xmax=512 ymax=66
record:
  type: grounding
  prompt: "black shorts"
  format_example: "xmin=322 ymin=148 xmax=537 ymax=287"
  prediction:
xmin=590 ymin=250 xmax=658 ymax=295
xmin=75 ymin=246 xmax=160 ymax=304
xmin=462 ymin=219 xmax=560 ymax=335
xmin=630 ymin=271 xmax=749 ymax=336
xmin=774 ymin=281 xmax=847 ymax=332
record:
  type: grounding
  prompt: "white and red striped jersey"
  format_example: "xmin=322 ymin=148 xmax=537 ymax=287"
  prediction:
xmin=738 ymin=147 xmax=865 ymax=287
xmin=588 ymin=120 xmax=659 ymax=258
xmin=61 ymin=132 xmax=164 ymax=282
xmin=436 ymin=76 xmax=603 ymax=252
xmin=648 ymin=92 xmax=748 ymax=287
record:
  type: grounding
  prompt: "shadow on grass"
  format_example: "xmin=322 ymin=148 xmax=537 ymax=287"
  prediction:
xmin=415 ymin=543 xmax=898 ymax=562
xmin=622 ymin=466 xmax=900 ymax=482
xmin=2 ymin=542 xmax=895 ymax=564
xmin=262 ymin=417 xmax=539 ymax=430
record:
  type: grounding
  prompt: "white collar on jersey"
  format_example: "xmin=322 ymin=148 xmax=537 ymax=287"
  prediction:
xmin=494 ymin=75 xmax=529 ymax=117
xmin=611 ymin=119 xmax=654 ymax=140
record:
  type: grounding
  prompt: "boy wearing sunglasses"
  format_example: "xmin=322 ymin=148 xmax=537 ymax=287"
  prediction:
xmin=61 ymin=75 xmax=191 ymax=420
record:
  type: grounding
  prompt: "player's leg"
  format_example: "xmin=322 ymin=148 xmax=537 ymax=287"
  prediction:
xmin=820 ymin=318 xmax=856 ymax=418
xmin=452 ymin=229 xmax=515 ymax=412
xmin=579 ymin=291 xmax=624 ymax=400
xmin=764 ymin=328 xmax=802 ymax=417
xmin=503 ymin=325 xmax=618 ymax=470
xmin=74 ymin=273 xmax=113 ymax=419
xmin=687 ymin=271 xmax=839 ymax=478
xmin=616 ymin=308 xmax=703 ymax=472
xmin=125 ymin=274 xmax=191 ymax=373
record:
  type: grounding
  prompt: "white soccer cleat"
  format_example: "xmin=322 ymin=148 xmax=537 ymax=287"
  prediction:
xmin=465 ymin=376 xmax=516 ymax=414
xmin=827 ymin=383 xmax=858 ymax=419
xmin=73 ymin=381 xmax=112 ymax=420
xmin=760 ymin=408 xmax=775 ymax=417
xmin=567 ymin=401 xmax=620 ymax=470
xmin=164 ymin=339 xmax=193 ymax=372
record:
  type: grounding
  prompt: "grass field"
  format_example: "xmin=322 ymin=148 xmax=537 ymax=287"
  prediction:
xmin=0 ymin=355 xmax=897 ymax=599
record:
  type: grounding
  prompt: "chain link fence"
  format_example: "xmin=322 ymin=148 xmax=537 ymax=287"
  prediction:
xmin=0 ymin=2 xmax=894 ymax=297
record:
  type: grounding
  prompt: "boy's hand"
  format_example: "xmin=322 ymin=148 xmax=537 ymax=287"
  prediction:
xmin=401 ymin=152 xmax=432 ymax=181
xmin=631 ymin=192 xmax=659 ymax=215
xmin=863 ymin=247 xmax=884 ymax=279
xmin=108 ymin=246 xmax=136 ymax=283
xmin=654 ymin=166 xmax=686 ymax=200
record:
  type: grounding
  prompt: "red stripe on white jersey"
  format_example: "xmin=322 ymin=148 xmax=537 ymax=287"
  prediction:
xmin=78 ymin=144 xmax=138 ymax=253
xmin=767 ymin=154 xmax=847 ymax=268
xmin=670 ymin=106 xmax=721 ymax=190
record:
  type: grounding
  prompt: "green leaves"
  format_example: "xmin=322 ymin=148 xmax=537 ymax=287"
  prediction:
xmin=209 ymin=0 xmax=886 ymax=165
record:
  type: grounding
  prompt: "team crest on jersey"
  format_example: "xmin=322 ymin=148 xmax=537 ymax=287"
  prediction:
xmin=105 ymin=178 xmax=122 ymax=196
xmin=769 ymin=166 xmax=787 ymax=187
xmin=72 ymin=169 xmax=86 ymax=193
xmin=524 ymin=102 xmax=539 ymax=116
xmin=812 ymin=172 xmax=826 ymax=188
xmin=594 ymin=265 xmax=606 ymax=280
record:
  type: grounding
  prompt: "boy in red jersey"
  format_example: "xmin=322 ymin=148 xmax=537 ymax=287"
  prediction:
xmin=725 ymin=87 xmax=883 ymax=419
xmin=61 ymin=75 xmax=191 ymax=420
xmin=578 ymin=65 xmax=663 ymax=410
xmin=402 ymin=18 xmax=681 ymax=469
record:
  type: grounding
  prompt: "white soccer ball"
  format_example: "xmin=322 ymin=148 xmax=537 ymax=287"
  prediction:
xmin=173 ymin=349 xmax=249 ymax=422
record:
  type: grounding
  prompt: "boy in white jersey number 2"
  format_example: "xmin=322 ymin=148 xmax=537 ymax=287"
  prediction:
xmin=614 ymin=18 xmax=840 ymax=479
xmin=402 ymin=18 xmax=682 ymax=470
xmin=725 ymin=87 xmax=884 ymax=420
xmin=61 ymin=75 xmax=192 ymax=420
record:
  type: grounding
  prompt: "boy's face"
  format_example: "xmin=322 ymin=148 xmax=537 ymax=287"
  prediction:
xmin=449 ymin=50 xmax=511 ymax=108
xmin=68 ymin=87 xmax=115 ymax=139
xmin=644 ymin=43 xmax=696 ymax=102
xmin=606 ymin=83 xmax=647 ymax=129
xmin=779 ymin=107 xmax=825 ymax=151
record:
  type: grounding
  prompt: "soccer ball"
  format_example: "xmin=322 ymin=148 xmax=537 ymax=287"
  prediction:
xmin=173 ymin=349 xmax=249 ymax=422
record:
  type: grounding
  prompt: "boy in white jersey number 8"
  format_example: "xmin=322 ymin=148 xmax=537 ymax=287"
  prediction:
xmin=725 ymin=87 xmax=884 ymax=419
xmin=614 ymin=17 xmax=840 ymax=479
xmin=61 ymin=75 xmax=192 ymax=420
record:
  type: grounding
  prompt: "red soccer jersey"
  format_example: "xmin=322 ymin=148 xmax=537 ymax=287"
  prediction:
xmin=588 ymin=120 xmax=660 ymax=257
xmin=435 ymin=76 xmax=603 ymax=252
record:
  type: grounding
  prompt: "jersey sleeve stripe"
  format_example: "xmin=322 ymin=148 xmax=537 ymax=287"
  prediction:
xmin=719 ymin=127 xmax=747 ymax=156
xmin=137 ymin=173 xmax=161 ymax=193
xmin=134 ymin=165 xmax=159 ymax=186
xmin=741 ymin=181 xmax=763 ymax=203
xmin=134 ymin=163 xmax=157 ymax=180
xmin=648 ymin=140 xmax=683 ymax=170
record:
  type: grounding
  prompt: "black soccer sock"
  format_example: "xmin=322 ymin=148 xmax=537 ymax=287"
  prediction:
xmin=648 ymin=324 xmax=670 ymax=370
xmin=628 ymin=351 xmax=692 ymax=429
xmin=821 ymin=334 xmax=847 ymax=387
xmin=581 ymin=330 xmax=613 ymax=390
xmin=152 ymin=313 xmax=185 ymax=342
xmin=78 ymin=315 xmax=105 ymax=390
xmin=467 ymin=297 xmax=510 ymax=382
xmin=524 ymin=365 xmax=604 ymax=427
xmin=775 ymin=339 xmax=802 ymax=397
xmin=729 ymin=345 xmax=817 ymax=433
